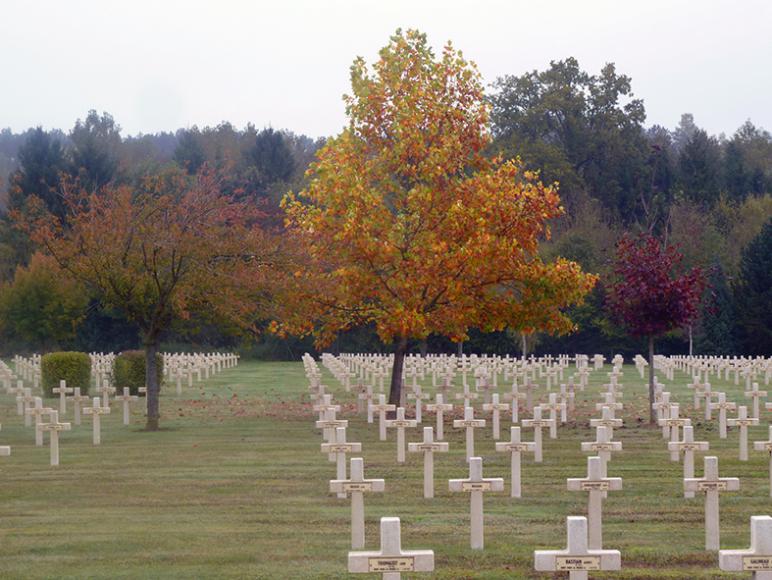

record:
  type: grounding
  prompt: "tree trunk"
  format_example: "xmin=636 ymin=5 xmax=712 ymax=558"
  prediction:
xmin=388 ymin=336 xmax=408 ymax=409
xmin=145 ymin=340 xmax=161 ymax=431
xmin=521 ymin=333 xmax=528 ymax=361
xmin=648 ymin=335 xmax=656 ymax=425
xmin=419 ymin=339 xmax=428 ymax=358
xmin=456 ymin=341 xmax=463 ymax=357
xmin=688 ymin=324 xmax=693 ymax=357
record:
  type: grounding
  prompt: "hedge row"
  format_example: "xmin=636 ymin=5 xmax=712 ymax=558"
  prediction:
xmin=40 ymin=352 xmax=91 ymax=397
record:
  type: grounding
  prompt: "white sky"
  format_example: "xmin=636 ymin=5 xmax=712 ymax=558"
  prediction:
xmin=1 ymin=0 xmax=770 ymax=138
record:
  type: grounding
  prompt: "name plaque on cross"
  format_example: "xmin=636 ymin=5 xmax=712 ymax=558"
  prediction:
xmin=368 ymin=557 xmax=415 ymax=572
xmin=698 ymin=481 xmax=728 ymax=491
xmin=592 ymin=443 xmax=616 ymax=451
xmin=744 ymin=557 xmax=772 ymax=570
xmin=462 ymin=481 xmax=492 ymax=491
xmin=342 ymin=482 xmax=374 ymax=492
xmin=580 ymin=481 xmax=610 ymax=491
xmin=555 ymin=556 xmax=601 ymax=570
xmin=680 ymin=443 xmax=703 ymax=451
xmin=457 ymin=420 xmax=484 ymax=427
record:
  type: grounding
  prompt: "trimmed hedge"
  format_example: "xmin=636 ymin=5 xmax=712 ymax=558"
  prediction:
xmin=41 ymin=352 xmax=91 ymax=397
xmin=114 ymin=350 xmax=163 ymax=395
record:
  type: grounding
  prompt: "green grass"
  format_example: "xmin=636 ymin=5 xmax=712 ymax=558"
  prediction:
xmin=0 ymin=360 xmax=769 ymax=578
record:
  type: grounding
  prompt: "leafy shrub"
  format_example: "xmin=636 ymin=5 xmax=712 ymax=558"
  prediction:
xmin=114 ymin=350 xmax=163 ymax=395
xmin=41 ymin=351 xmax=91 ymax=397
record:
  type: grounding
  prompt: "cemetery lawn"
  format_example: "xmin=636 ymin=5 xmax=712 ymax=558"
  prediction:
xmin=0 ymin=361 xmax=769 ymax=578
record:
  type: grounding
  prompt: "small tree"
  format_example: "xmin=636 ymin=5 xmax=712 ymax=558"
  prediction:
xmin=608 ymin=233 xmax=705 ymax=423
xmin=278 ymin=30 xmax=597 ymax=406
xmin=24 ymin=169 xmax=277 ymax=430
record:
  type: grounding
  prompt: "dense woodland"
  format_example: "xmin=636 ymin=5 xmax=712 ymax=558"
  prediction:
xmin=1 ymin=57 xmax=770 ymax=359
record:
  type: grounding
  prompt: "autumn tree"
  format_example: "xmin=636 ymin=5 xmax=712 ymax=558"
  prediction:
xmin=0 ymin=252 xmax=88 ymax=351
xmin=278 ymin=30 xmax=597 ymax=406
xmin=25 ymin=169 xmax=278 ymax=430
xmin=608 ymin=233 xmax=705 ymax=423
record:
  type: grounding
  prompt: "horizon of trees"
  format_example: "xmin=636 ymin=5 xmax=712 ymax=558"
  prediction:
xmin=0 ymin=56 xmax=770 ymax=359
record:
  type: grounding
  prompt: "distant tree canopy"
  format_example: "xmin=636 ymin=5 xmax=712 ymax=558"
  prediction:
xmin=0 ymin=50 xmax=770 ymax=359
xmin=733 ymin=219 xmax=772 ymax=355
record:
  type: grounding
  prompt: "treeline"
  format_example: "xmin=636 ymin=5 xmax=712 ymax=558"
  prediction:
xmin=0 ymin=58 xmax=770 ymax=358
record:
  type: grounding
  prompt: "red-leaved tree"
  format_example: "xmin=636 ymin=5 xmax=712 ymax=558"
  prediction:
xmin=608 ymin=233 xmax=706 ymax=423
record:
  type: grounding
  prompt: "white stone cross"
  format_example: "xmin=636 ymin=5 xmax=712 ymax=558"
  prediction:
xmin=425 ymin=394 xmax=453 ymax=440
xmin=728 ymin=405 xmax=759 ymax=461
xmin=522 ymin=406 xmax=554 ymax=463
xmin=719 ymin=515 xmax=772 ymax=579
xmin=495 ymin=426 xmax=535 ymax=498
xmin=322 ymin=426 xmax=362 ymax=498
xmin=483 ymin=393 xmax=509 ymax=440
xmin=358 ymin=385 xmax=375 ymax=423
xmin=668 ymin=425 xmax=709 ymax=498
xmin=503 ymin=383 xmax=525 ymax=423
xmin=745 ymin=383 xmax=768 ymax=420
xmin=25 ymin=397 xmax=52 ymax=446
xmin=455 ymin=382 xmax=479 ymax=408
xmin=408 ymin=426 xmax=449 ymax=498
xmin=448 ymin=457 xmax=504 ymax=549
xmin=407 ymin=387 xmax=429 ymax=423
xmin=370 ymin=394 xmax=396 ymax=441
xmin=83 ymin=397 xmax=111 ymax=445
xmin=594 ymin=391 xmax=623 ymax=413
xmin=348 ymin=516 xmax=434 ymax=579
xmin=114 ymin=387 xmax=139 ymax=426
xmin=69 ymin=387 xmax=90 ymax=426
xmin=652 ymin=391 xmax=671 ymax=438
xmin=384 ymin=407 xmax=417 ymax=464
xmin=659 ymin=404 xmax=691 ymax=460
xmin=52 ymin=380 xmax=73 ymax=415
xmin=539 ymin=393 xmax=566 ymax=439
xmin=37 ymin=410 xmax=71 ymax=466
xmin=581 ymin=426 xmax=621 ymax=473
xmin=684 ymin=456 xmax=740 ymax=550
xmin=590 ymin=406 xmax=623 ymax=440
xmin=453 ymin=406 xmax=485 ymax=462
xmin=567 ymin=455 xmax=622 ymax=549
xmin=330 ymin=457 xmax=385 ymax=549
xmin=534 ymin=516 xmax=621 ymax=580
xmin=754 ymin=426 xmax=772 ymax=498
xmin=710 ymin=392 xmax=737 ymax=439
xmin=96 ymin=383 xmax=115 ymax=408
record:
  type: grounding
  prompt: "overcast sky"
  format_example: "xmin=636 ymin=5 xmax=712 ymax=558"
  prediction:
xmin=1 ymin=0 xmax=770 ymax=138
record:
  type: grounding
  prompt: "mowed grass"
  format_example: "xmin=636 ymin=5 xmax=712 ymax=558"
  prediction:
xmin=0 ymin=360 xmax=769 ymax=578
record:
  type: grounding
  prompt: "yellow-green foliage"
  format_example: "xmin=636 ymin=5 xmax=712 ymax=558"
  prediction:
xmin=114 ymin=350 xmax=163 ymax=395
xmin=40 ymin=351 xmax=91 ymax=397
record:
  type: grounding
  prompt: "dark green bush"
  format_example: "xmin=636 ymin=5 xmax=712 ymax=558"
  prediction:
xmin=114 ymin=350 xmax=163 ymax=395
xmin=41 ymin=351 xmax=91 ymax=397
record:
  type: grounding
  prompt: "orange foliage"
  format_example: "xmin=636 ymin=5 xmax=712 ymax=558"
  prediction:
xmin=277 ymin=30 xmax=597 ymax=349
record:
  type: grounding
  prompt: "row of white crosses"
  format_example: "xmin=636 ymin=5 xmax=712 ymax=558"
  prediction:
xmin=653 ymin=373 xmax=772 ymax=553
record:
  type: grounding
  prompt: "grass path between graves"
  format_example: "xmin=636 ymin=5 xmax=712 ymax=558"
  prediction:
xmin=0 ymin=360 xmax=769 ymax=578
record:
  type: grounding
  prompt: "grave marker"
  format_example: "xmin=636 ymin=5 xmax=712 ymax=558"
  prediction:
xmin=448 ymin=457 xmax=504 ymax=549
xmin=719 ymin=515 xmax=772 ymax=579
xmin=408 ymin=427 xmax=449 ymax=498
xmin=384 ymin=407 xmax=417 ymax=464
xmin=567 ymin=456 xmax=622 ymax=549
xmin=330 ymin=457 xmax=385 ymax=549
xmin=83 ymin=397 xmax=111 ymax=445
xmin=728 ymin=405 xmax=759 ymax=461
xmin=453 ymin=406 xmax=485 ymax=462
xmin=348 ymin=516 xmax=434 ymax=578
xmin=495 ymin=426 xmax=535 ymax=498
xmin=534 ymin=516 xmax=621 ymax=580
xmin=37 ymin=410 xmax=71 ymax=466
xmin=684 ymin=456 xmax=740 ymax=550
xmin=668 ymin=425 xmax=709 ymax=498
